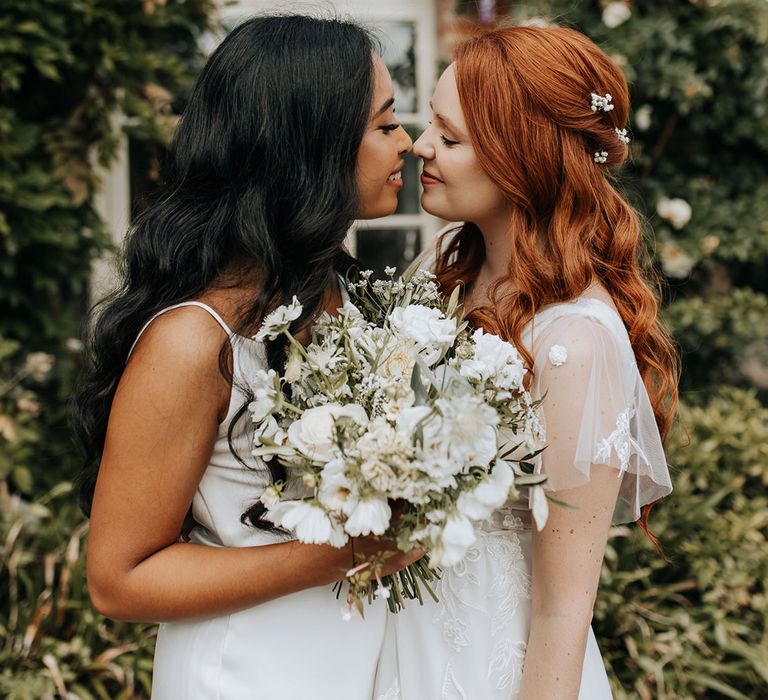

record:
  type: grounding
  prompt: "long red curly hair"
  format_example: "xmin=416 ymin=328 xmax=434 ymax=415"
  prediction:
xmin=433 ymin=26 xmax=680 ymax=542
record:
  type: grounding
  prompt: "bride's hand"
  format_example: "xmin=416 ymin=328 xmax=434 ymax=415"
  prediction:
xmin=346 ymin=536 xmax=426 ymax=578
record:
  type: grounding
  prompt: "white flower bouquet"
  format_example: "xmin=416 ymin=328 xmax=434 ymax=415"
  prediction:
xmin=248 ymin=268 xmax=547 ymax=614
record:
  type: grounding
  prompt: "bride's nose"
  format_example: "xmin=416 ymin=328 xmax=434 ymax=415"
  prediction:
xmin=413 ymin=131 xmax=434 ymax=160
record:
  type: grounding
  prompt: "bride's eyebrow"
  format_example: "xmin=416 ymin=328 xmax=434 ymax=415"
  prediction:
xmin=373 ymin=96 xmax=395 ymax=117
xmin=429 ymin=101 xmax=463 ymax=136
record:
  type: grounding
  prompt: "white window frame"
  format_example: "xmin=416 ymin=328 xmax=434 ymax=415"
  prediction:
xmin=93 ymin=0 xmax=440 ymax=298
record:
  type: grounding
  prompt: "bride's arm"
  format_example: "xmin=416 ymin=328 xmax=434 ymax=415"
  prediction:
xmin=86 ymin=308 xmax=419 ymax=623
xmin=518 ymin=467 xmax=621 ymax=699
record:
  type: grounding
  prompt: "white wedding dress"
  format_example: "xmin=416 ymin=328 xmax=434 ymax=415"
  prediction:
xmin=374 ymin=290 xmax=673 ymax=699
xmin=131 ymin=301 xmax=388 ymax=700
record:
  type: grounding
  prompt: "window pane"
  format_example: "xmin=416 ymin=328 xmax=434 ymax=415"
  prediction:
xmin=378 ymin=21 xmax=417 ymax=114
xmin=396 ymin=144 xmax=422 ymax=215
xmin=356 ymin=228 xmax=421 ymax=278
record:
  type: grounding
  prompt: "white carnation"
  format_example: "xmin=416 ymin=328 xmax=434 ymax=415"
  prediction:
xmin=388 ymin=305 xmax=458 ymax=365
xmin=460 ymin=328 xmax=526 ymax=390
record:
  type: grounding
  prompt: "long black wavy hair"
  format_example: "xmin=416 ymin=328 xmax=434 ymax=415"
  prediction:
xmin=74 ymin=14 xmax=377 ymax=520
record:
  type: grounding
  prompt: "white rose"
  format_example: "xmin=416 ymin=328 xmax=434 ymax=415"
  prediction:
xmin=287 ymin=403 xmax=368 ymax=462
xmin=635 ymin=104 xmax=653 ymax=131
xmin=602 ymin=1 xmax=631 ymax=28
xmin=377 ymin=336 xmax=419 ymax=381
xmin=657 ymin=197 xmax=692 ymax=230
xmin=658 ymin=242 xmax=696 ymax=279
xmin=432 ymin=513 xmax=476 ymax=567
xmin=344 ymin=495 xmax=392 ymax=537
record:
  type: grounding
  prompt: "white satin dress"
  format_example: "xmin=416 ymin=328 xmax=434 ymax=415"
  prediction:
xmin=132 ymin=301 xmax=388 ymax=700
xmin=375 ymin=293 xmax=673 ymax=699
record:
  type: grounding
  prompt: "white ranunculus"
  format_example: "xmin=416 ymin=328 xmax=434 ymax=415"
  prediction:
xmin=287 ymin=403 xmax=368 ymax=462
xmin=344 ymin=495 xmax=392 ymax=536
xmin=602 ymin=1 xmax=631 ymax=28
xmin=255 ymin=296 xmax=302 ymax=341
xmin=433 ymin=513 xmax=476 ymax=567
xmin=457 ymin=460 xmax=515 ymax=521
xmin=389 ymin=305 xmax=458 ymax=365
xmin=317 ymin=458 xmax=359 ymax=516
xmin=266 ymin=500 xmax=345 ymax=545
xmin=656 ymin=197 xmax=693 ymax=230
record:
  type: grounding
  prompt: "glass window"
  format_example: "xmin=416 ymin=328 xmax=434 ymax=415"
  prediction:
xmin=355 ymin=228 xmax=421 ymax=278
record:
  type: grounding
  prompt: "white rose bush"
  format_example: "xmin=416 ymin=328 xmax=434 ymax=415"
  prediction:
xmin=248 ymin=268 xmax=547 ymax=615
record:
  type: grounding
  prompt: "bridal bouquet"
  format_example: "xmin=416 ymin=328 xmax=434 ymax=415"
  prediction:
xmin=247 ymin=268 xmax=547 ymax=614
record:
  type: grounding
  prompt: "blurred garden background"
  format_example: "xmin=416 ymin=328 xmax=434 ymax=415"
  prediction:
xmin=1 ymin=0 xmax=766 ymax=697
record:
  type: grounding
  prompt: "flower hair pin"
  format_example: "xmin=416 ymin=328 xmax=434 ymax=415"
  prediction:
xmin=591 ymin=92 xmax=615 ymax=112
xmin=594 ymin=151 xmax=608 ymax=164
xmin=615 ymin=127 xmax=630 ymax=144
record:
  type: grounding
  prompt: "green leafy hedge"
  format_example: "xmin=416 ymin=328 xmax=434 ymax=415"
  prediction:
xmin=0 ymin=0 xmax=214 ymax=496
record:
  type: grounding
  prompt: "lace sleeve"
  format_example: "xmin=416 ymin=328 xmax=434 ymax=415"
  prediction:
xmin=529 ymin=309 xmax=672 ymax=523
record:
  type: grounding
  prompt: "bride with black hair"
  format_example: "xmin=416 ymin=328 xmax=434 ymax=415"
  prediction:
xmin=75 ymin=14 xmax=416 ymax=699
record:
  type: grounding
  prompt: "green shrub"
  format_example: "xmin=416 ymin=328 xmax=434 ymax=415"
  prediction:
xmin=0 ymin=480 xmax=156 ymax=699
xmin=595 ymin=388 xmax=768 ymax=699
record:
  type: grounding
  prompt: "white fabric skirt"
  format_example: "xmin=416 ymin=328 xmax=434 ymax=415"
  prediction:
xmin=375 ymin=522 xmax=612 ymax=699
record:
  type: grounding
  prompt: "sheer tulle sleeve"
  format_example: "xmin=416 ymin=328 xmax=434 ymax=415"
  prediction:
xmin=528 ymin=304 xmax=672 ymax=524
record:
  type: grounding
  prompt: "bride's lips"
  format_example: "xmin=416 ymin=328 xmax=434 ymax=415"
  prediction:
xmin=421 ymin=169 xmax=443 ymax=186
xmin=387 ymin=162 xmax=405 ymax=189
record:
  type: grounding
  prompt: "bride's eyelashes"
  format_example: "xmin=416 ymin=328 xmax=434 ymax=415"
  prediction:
xmin=379 ymin=123 xmax=402 ymax=133
xmin=427 ymin=120 xmax=459 ymax=147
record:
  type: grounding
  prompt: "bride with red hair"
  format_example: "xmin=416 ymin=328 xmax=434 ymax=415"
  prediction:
xmin=376 ymin=26 xmax=678 ymax=699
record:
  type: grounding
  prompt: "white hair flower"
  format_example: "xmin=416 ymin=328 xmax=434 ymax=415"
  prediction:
xmin=590 ymin=92 xmax=615 ymax=113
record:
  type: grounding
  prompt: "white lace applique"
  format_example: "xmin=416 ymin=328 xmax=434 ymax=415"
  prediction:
xmin=376 ymin=680 xmax=401 ymax=700
xmin=429 ymin=526 xmax=530 ymax=697
xmin=594 ymin=405 xmax=651 ymax=473
xmin=548 ymin=344 xmax=568 ymax=366
xmin=442 ymin=663 xmax=468 ymax=699
xmin=488 ymin=638 xmax=527 ymax=694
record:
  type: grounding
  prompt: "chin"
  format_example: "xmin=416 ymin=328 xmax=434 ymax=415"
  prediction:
xmin=419 ymin=193 xmax=453 ymax=220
